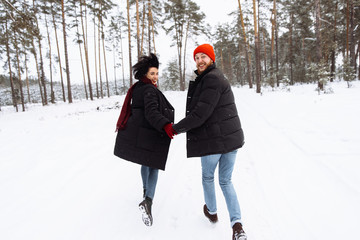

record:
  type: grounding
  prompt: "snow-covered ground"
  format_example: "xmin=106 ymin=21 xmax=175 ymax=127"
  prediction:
xmin=1 ymin=81 xmax=359 ymax=240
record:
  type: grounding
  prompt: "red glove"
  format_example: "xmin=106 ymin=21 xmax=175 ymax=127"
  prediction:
xmin=163 ymin=123 xmax=177 ymax=139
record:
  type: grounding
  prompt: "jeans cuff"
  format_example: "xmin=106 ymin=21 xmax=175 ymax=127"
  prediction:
xmin=231 ymin=219 xmax=242 ymax=228
xmin=208 ymin=210 xmax=217 ymax=215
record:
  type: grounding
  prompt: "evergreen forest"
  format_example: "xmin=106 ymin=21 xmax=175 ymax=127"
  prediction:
xmin=0 ymin=0 xmax=359 ymax=112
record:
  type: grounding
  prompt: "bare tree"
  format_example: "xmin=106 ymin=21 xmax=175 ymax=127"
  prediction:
xmin=61 ymin=0 xmax=72 ymax=103
xmin=253 ymin=0 xmax=261 ymax=93
xmin=73 ymin=1 xmax=88 ymax=100
xmin=44 ymin=9 xmax=55 ymax=103
xmin=80 ymin=0 xmax=93 ymax=100
xmin=136 ymin=0 xmax=140 ymax=59
xmin=237 ymin=0 xmax=253 ymax=88
xmin=127 ymin=0 xmax=133 ymax=86
xmin=51 ymin=1 xmax=66 ymax=102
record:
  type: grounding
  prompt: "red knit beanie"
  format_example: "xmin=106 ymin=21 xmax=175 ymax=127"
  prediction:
xmin=193 ymin=44 xmax=215 ymax=62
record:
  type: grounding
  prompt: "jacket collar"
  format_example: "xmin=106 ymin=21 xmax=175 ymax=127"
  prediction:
xmin=194 ymin=63 xmax=216 ymax=82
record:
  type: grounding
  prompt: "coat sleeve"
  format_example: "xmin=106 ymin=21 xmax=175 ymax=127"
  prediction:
xmin=143 ymin=86 xmax=171 ymax=132
xmin=173 ymin=75 xmax=221 ymax=134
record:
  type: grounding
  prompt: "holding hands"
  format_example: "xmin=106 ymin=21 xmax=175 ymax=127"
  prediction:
xmin=163 ymin=123 xmax=177 ymax=139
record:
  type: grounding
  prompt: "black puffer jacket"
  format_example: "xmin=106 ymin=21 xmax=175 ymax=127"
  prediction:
xmin=173 ymin=64 xmax=244 ymax=158
xmin=114 ymin=81 xmax=174 ymax=170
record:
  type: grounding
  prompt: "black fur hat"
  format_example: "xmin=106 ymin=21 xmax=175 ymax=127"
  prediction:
xmin=133 ymin=53 xmax=159 ymax=80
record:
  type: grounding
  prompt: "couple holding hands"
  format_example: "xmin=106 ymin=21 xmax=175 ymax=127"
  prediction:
xmin=114 ymin=44 xmax=247 ymax=240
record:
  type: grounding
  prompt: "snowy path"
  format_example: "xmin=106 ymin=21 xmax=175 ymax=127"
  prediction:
xmin=237 ymin=86 xmax=360 ymax=240
xmin=1 ymin=82 xmax=359 ymax=240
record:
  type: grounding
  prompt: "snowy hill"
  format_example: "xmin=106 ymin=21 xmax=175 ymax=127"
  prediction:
xmin=1 ymin=81 xmax=359 ymax=240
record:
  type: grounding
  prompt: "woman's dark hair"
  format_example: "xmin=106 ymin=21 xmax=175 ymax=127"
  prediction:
xmin=133 ymin=53 xmax=159 ymax=80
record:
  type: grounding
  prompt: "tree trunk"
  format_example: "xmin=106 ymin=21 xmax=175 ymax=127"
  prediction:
xmin=178 ymin=44 xmax=184 ymax=91
xmin=174 ymin=16 xmax=184 ymax=91
xmin=330 ymin=3 xmax=338 ymax=82
xmin=75 ymin=3 xmax=88 ymax=100
xmin=148 ymin=0 xmax=151 ymax=53
xmin=355 ymin=40 xmax=359 ymax=77
xmin=182 ymin=20 xmax=190 ymax=90
xmin=93 ymin=7 xmax=99 ymax=99
xmin=289 ymin=12 xmax=294 ymax=85
xmin=220 ymin=49 xmax=224 ymax=72
xmin=37 ymin=37 xmax=47 ymax=105
xmin=98 ymin=9 xmax=103 ymax=98
xmin=238 ymin=44 xmax=243 ymax=85
xmin=253 ymin=0 xmax=261 ymax=93
xmin=136 ymin=0 xmax=140 ymax=60
xmin=102 ymin=21 xmax=110 ymax=98
xmin=237 ymin=0 xmax=253 ymax=88
xmin=24 ymin=50 xmax=31 ymax=103
xmin=349 ymin=0 xmax=355 ymax=69
xmin=270 ymin=0 xmax=275 ymax=82
xmin=358 ymin=45 xmax=360 ymax=80
xmin=33 ymin=0 xmax=47 ymax=105
xmin=127 ymin=0 xmax=133 ymax=87
xmin=149 ymin=3 xmax=156 ymax=54
xmin=80 ymin=0 xmax=93 ymax=100
xmin=275 ymin=16 xmax=279 ymax=87
xmin=45 ymin=12 xmax=55 ymax=104
xmin=140 ymin=2 xmax=146 ymax=55
xmin=263 ymin=29 xmax=267 ymax=76
xmin=257 ymin=0 xmax=262 ymax=85
xmin=5 ymin=20 xmax=18 ymax=112
xmin=357 ymin=41 xmax=360 ymax=80
xmin=346 ymin=0 xmax=349 ymax=57
xmin=120 ymin=24 xmax=126 ymax=93
xmin=228 ymin=52 xmax=234 ymax=83
xmin=14 ymin=35 xmax=25 ymax=111
xmin=315 ymin=0 xmax=323 ymax=90
xmin=113 ymin=44 xmax=118 ymax=94
xmin=32 ymin=39 xmax=44 ymax=105
xmin=51 ymin=4 xmax=66 ymax=102
xmin=61 ymin=0 xmax=72 ymax=103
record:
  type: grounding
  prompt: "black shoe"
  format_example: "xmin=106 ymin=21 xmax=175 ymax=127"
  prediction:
xmin=232 ymin=223 xmax=247 ymax=240
xmin=139 ymin=197 xmax=153 ymax=226
xmin=203 ymin=204 xmax=218 ymax=223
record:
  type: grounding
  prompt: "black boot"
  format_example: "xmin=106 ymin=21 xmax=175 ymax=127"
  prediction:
xmin=232 ymin=223 xmax=247 ymax=240
xmin=139 ymin=197 xmax=153 ymax=226
xmin=203 ymin=204 xmax=218 ymax=223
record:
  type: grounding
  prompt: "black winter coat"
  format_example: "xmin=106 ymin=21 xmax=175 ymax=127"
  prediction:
xmin=114 ymin=81 xmax=174 ymax=170
xmin=172 ymin=64 xmax=244 ymax=158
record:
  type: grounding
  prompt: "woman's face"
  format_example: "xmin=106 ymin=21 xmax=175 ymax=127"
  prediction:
xmin=146 ymin=67 xmax=159 ymax=85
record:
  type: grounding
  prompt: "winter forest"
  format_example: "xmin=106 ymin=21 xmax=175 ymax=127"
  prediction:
xmin=0 ymin=0 xmax=359 ymax=111
xmin=1 ymin=1 xmax=360 ymax=240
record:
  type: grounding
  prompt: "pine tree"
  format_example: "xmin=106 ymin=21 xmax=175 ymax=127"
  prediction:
xmin=163 ymin=0 xmax=208 ymax=91
xmin=162 ymin=58 xmax=180 ymax=91
xmin=342 ymin=57 xmax=356 ymax=88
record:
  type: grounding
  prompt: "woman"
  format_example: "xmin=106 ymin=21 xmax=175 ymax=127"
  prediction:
xmin=114 ymin=53 xmax=175 ymax=227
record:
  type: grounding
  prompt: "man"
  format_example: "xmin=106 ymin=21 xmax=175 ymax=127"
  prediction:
xmin=170 ymin=44 xmax=247 ymax=240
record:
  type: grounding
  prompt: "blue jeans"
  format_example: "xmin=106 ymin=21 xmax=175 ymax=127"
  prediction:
xmin=141 ymin=166 xmax=159 ymax=200
xmin=201 ymin=150 xmax=242 ymax=227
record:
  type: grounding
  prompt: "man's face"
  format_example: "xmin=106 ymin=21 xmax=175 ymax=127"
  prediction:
xmin=195 ymin=53 xmax=213 ymax=74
